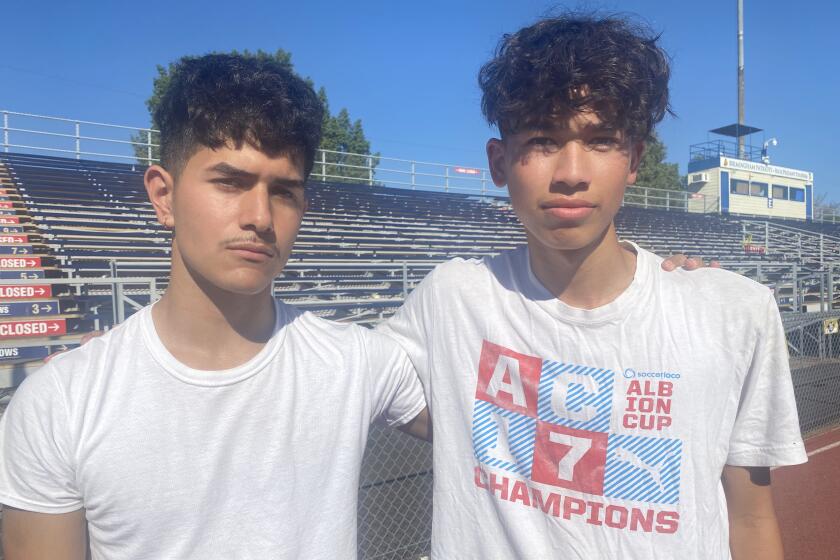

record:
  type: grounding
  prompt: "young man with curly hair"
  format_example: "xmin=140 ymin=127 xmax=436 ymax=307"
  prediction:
xmin=0 ymin=54 xmax=428 ymax=559
xmin=378 ymin=13 xmax=806 ymax=559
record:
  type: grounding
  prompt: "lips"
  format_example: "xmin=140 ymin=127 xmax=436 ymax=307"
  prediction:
xmin=227 ymin=243 xmax=275 ymax=261
xmin=541 ymin=199 xmax=596 ymax=220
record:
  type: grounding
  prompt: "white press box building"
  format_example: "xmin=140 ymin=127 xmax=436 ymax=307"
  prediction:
xmin=687 ymin=124 xmax=813 ymax=220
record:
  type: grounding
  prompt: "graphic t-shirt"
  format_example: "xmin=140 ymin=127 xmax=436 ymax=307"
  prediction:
xmin=0 ymin=300 xmax=426 ymax=559
xmin=378 ymin=244 xmax=807 ymax=560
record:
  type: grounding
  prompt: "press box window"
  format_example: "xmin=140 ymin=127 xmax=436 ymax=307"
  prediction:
xmin=790 ymin=188 xmax=805 ymax=202
xmin=730 ymin=179 xmax=750 ymax=195
xmin=772 ymin=185 xmax=789 ymax=200
xmin=750 ymin=182 xmax=768 ymax=197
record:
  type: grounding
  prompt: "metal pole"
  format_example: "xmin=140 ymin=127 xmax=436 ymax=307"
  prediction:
xmin=367 ymin=155 xmax=373 ymax=186
xmin=481 ymin=170 xmax=487 ymax=195
xmin=320 ymin=151 xmax=326 ymax=182
xmin=737 ymin=0 xmax=746 ymax=159
xmin=411 ymin=161 xmax=416 ymax=190
xmin=820 ymin=234 xmax=824 ymax=267
xmin=792 ymin=263 xmax=799 ymax=312
xmin=644 ymin=188 xmax=648 ymax=209
xmin=75 ymin=122 xmax=81 ymax=160
xmin=666 ymin=190 xmax=670 ymax=210
xmin=402 ymin=261 xmax=408 ymax=298
xmin=764 ymin=221 xmax=769 ymax=254
xmin=146 ymin=130 xmax=153 ymax=165
xmin=445 ymin=166 xmax=449 ymax=192
xmin=820 ymin=272 xmax=826 ymax=312
xmin=830 ymin=264 xmax=835 ymax=310
xmin=2 ymin=112 xmax=8 ymax=153
xmin=756 ymin=262 xmax=763 ymax=285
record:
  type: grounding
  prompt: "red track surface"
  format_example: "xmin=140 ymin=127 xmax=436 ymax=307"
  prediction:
xmin=774 ymin=426 xmax=840 ymax=559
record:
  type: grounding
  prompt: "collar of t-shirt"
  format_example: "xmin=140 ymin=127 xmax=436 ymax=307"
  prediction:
xmin=140 ymin=298 xmax=287 ymax=387
xmin=515 ymin=240 xmax=653 ymax=325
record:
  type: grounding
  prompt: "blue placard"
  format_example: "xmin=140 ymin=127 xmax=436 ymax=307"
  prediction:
xmin=0 ymin=226 xmax=24 ymax=233
xmin=0 ymin=346 xmax=51 ymax=362
xmin=0 ymin=270 xmax=44 ymax=280
xmin=0 ymin=300 xmax=63 ymax=317
xmin=0 ymin=245 xmax=33 ymax=255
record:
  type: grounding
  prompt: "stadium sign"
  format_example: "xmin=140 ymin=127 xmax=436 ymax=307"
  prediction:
xmin=0 ymin=319 xmax=66 ymax=339
xmin=0 ymin=245 xmax=33 ymax=255
xmin=0 ymin=226 xmax=25 ymax=233
xmin=0 ymin=234 xmax=29 ymax=244
xmin=0 ymin=301 xmax=64 ymax=317
xmin=0 ymin=216 xmax=20 ymax=224
xmin=0 ymin=345 xmax=52 ymax=362
xmin=0 ymin=285 xmax=52 ymax=299
xmin=454 ymin=167 xmax=482 ymax=175
xmin=0 ymin=257 xmax=42 ymax=268
xmin=0 ymin=270 xmax=44 ymax=280
xmin=0 ymin=202 xmax=21 ymax=209
xmin=720 ymin=157 xmax=812 ymax=182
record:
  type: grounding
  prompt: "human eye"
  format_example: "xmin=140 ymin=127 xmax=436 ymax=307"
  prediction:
xmin=210 ymin=176 xmax=241 ymax=190
xmin=588 ymin=133 xmax=624 ymax=151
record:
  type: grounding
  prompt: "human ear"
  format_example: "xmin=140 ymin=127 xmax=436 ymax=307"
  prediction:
xmin=626 ymin=141 xmax=645 ymax=185
xmin=486 ymin=138 xmax=508 ymax=188
xmin=144 ymin=165 xmax=176 ymax=229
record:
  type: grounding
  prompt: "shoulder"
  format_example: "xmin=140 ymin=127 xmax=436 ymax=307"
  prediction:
xmin=46 ymin=309 xmax=144 ymax=375
xmin=291 ymin=308 xmax=403 ymax=352
xmin=420 ymin=247 xmax=526 ymax=288
xmin=643 ymin=248 xmax=773 ymax=312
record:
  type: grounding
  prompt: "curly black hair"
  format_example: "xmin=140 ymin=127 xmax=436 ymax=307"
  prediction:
xmin=155 ymin=53 xmax=323 ymax=177
xmin=479 ymin=12 xmax=672 ymax=140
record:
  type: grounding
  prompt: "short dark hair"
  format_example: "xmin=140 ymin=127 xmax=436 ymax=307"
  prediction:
xmin=479 ymin=12 xmax=671 ymax=140
xmin=155 ymin=53 xmax=323 ymax=177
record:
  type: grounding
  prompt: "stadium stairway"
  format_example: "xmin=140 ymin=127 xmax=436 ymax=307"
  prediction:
xmin=0 ymin=160 xmax=94 ymax=381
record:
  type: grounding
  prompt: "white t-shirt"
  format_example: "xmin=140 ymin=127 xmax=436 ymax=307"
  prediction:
xmin=377 ymin=244 xmax=807 ymax=560
xmin=0 ymin=300 xmax=426 ymax=559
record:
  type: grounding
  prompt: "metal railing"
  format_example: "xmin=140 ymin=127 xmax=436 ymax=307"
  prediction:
xmin=2 ymin=109 xmax=716 ymax=211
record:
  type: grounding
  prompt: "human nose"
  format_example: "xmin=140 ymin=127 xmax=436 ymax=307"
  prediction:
xmin=551 ymin=141 xmax=590 ymax=190
xmin=239 ymin=186 xmax=273 ymax=232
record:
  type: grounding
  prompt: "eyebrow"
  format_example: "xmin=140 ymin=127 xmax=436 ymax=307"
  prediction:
xmin=206 ymin=162 xmax=305 ymax=189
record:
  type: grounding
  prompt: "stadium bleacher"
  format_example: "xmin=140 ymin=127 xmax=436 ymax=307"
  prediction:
xmin=0 ymin=150 xmax=836 ymax=369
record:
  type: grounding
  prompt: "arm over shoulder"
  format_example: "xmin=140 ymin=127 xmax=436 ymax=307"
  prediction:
xmin=362 ymin=329 xmax=427 ymax=429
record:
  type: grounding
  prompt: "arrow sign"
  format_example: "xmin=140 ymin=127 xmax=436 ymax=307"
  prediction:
xmin=0 ymin=202 xmax=19 ymax=209
xmin=0 ymin=235 xmax=28 ymax=244
xmin=0 ymin=346 xmax=51 ymax=362
xmin=0 ymin=227 xmax=24 ymax=233
xmin=0 ymin=319 xmax=66 ymax=339
xmin=0 ymin=285 xmax=52 ymax=299
xmin=0 ymin=245 xmax=32 ymax=255
xmin=0 ymin=216 xmax=20 ymax=225
xmin=0 ymin=301 xmax=61 ymax=317
xmin=0 ymin=270 xmax=44 ymax=280
xmin=0 ymin=257 xmax=42 ymax=268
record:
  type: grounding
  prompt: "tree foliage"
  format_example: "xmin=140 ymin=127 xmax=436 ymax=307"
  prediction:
xmin=634 ymin=132 xmax=681 ymax=192
xmin=132 ymin=49 xmax=377 ymax=183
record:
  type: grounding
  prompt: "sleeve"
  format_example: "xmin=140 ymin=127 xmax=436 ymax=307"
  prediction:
xmin=726 ymin=292 xmax=808 ymax=467
xmin=374 ymin=265 xmax=438 ymax=384
xmin=363 ymin=329 xmax=427 ymax=427
xmin=0 ymin=366 xmax=83 ymax=513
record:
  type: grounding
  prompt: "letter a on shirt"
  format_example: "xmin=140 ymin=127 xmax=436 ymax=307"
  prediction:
xmin=475 ymin=340 xmax=541 ymax=417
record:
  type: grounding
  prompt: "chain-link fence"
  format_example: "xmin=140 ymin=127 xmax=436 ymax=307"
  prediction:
xmin=783 ymin=312 xmax=840 ymax=435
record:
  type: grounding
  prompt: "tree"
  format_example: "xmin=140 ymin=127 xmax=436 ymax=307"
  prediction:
xmin=132 ymin=49 xmax=377 ymax=184
xmin=624 ymin=131 xmax=682 ymax=209
xmin=634 ymin=132 xmax=681 ymax=191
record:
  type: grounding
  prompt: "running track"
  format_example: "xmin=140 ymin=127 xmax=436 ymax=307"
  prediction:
xmin=774 ymin=426 xmax=840 ymax=559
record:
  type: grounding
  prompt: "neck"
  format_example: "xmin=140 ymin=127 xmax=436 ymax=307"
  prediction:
xmin=528 ymin=224 xmax=637 ymax=309
xmin=151 ymin=251 xmax=277 ymax=371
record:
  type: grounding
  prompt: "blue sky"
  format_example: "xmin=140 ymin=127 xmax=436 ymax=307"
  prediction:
xmin=2 ymin=1 xmax=837 ymax=199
